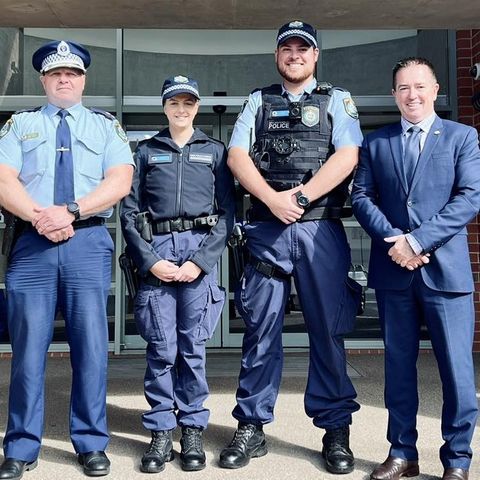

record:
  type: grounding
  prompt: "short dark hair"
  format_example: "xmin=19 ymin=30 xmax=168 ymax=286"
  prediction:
xmin=392 ymin=57 xmax=437 ymax=89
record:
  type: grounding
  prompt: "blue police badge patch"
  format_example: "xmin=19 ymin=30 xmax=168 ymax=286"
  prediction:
xmin=0 ymin=118 xmax=13 ymax=139
xmin=114 ymin=121 xmax=128 ymax=143
xmin=174 ymin=75 xmax=189 ymax=83
xmin=57 ymin=40 xmax=70 ymax=56
xmin=289 ymin=21 xmax=303 ymax=27
xmin=343 ymin=98 xmax=359 ymax=119
xmin=302 ymin=106 xmax=320 ymax=127
xmin=148 ymin=153 xmax=172 ymax=164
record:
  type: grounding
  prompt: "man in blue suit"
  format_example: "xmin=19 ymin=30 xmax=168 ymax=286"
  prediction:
xmin=352 ymin=57 xmax=480 ymax=480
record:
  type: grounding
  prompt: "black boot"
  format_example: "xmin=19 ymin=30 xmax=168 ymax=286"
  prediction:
xmin=219 ymin=423 xmax=267 ymax=469
xmin=0 ymin=459 xmax=37 ymax=480
xmin=180 ymin=426 xmax=206 ymax=471
xmin=322 ymin=426 xmax=354 ymax=474
xmin=140 ymin=430 xmax=174 ymax=473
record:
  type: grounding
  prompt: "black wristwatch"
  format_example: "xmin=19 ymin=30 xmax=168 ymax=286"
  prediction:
xmin=294 ymin=191 xmax=310 ymax=208
xmin=66 ymin=201 xmax=81 ymax=221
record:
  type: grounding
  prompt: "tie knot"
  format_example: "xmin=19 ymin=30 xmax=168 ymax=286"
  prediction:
xmin=57 ymin=109 xmax=68 ymax=119
xmin=408 ymin=125 xmax=422 ymax=134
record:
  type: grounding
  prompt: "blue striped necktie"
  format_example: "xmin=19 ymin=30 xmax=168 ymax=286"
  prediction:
xmin=54 ymin=109 xmax=74 ymax=205
xmin=403 ymin=125 xmax=422 ymax=186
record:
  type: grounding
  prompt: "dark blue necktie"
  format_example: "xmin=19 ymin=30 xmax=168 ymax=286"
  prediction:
xmin=403 ymin=125 xmax=422 ymax=186
xmin=54 ymin=109 xmax=74 ymax=205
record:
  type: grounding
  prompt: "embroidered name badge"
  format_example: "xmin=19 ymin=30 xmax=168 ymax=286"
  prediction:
xmin=270 ymin=110 xmax=289 ymax=118
xmin=21 ymin=132 xmax=40 ymax=141
xmin=268 ymin=120 xmax=290 ymax=130
xmin=148 ymin=153 xmax=172 ymax=164
xmin=190 ymin=153 xmax=213 ymax=164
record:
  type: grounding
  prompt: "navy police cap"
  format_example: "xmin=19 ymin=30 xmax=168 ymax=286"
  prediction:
xmin=276 ymin=20 xmax=317 ymax=48
xmin=161 ymin=75 xmax=200 ymax=104
xmin=32 ymin=40 xmax=91 ymax=74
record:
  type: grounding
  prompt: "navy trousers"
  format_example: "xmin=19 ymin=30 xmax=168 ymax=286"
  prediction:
xmin=134 ymin=230 xmax=225 ymax=431
xmin=376 ymin=272 xmax=478 ymax=470
xmin=4 ymin=226 xmax=112 ymax=461
xmin=233 ymin=219 xmax=360 ymax=429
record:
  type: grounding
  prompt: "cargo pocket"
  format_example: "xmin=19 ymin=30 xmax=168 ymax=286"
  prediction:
xmin=195 ymin=283 xmax=225 ymax=343
xmin=134 ymin=287 xmax=167 ymax=344
xmin=333 ymin=277 xmax=363 ymax=336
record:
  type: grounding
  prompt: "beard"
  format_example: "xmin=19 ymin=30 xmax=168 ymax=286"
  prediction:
xmin=276 ymin=62 xmax=315 ymax=84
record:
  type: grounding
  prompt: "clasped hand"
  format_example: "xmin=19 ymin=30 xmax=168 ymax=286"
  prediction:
xmin=267 ymin=185 xmax=304 ymax=224
xmin=150 ymin=260 xmax=202 ymax=283
xmin=32 ymin=205 xmax=75 ymax=243
xmin=384 ymin=234 xmax=430 ymax=270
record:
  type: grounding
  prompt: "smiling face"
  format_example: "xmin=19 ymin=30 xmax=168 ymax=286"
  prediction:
xmin=392 ymin=63 xmax=439 ymax=124
xmin=275 ymin=37 xmax=319 ymax=88
xmin=40 ymin=67 xmax=86 ymax=108
xmin=163 ymin=93 xmax=199 ymax=130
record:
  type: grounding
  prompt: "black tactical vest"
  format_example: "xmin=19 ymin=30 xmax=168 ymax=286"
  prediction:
xmin=250 ymin=83 xmax=351 ymax=219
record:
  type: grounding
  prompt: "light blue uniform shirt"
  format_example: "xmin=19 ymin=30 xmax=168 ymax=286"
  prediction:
xmin=229 ymin=78 xmax=363 ymax=151
xmin=0 ymin=102 xmax=134 ymax=217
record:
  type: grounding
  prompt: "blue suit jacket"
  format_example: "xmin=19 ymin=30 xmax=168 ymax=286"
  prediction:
xmin=351 ymin=115 xmax=480 ymax=292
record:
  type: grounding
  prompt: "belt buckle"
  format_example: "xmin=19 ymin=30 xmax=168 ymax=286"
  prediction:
xmin=170 ymin=218 xmax=183 ymax=232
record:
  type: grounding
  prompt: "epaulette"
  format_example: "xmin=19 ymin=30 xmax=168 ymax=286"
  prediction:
xmin=13 ymin=106 xmax=41 ymax=115
xmin=89 ymin=108 xmax=116 ymax=121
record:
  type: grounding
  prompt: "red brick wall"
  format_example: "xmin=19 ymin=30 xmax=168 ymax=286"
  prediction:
xmin=456 ymin=30 xmax=480 ymax=352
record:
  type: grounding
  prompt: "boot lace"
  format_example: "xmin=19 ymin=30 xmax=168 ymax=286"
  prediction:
xmin=146 ymin=430 xmax=170 ymax=455
xmin=182 ymin=427 xmax=203 ymax=452
xmin=228 ymin=424 xmax=257 ymax=448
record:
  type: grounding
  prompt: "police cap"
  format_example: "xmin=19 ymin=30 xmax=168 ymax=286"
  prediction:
xmin=32 ymin=40 xmax=91 ymax=74
xmin=276 ymin=21 xmax=317 ymax=48
xmin=161 ymin=75 xmax=200 ymax=104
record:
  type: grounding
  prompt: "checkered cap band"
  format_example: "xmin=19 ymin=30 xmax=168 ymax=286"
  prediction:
xmin=41 ymin=52 xmax=85 ymax=73
xmin=162 ymin=84 xmax=200 ymax=99
xmin=277 ymin=29 xmax=317 ymax=47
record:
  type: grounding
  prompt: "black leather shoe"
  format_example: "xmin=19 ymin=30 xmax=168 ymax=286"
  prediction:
xmin=442 ymin=468 xmax=468 ymax=480
xmin=77 ymin=451 xmax=110 ymax=477
xmin=370 ymin=456 xmax=420 ymax=480
xmin=140 ymin=430 xmax=174 ymax=473
xmin=219 ymin=423 xmax=267 ymax=469
xmin=322 ymin=426 xmax=354 ymax=474
xmin=0 ymin=458 xmax=37 ymax=480
xmin=180 ymin=426 xmax=206 ymax=471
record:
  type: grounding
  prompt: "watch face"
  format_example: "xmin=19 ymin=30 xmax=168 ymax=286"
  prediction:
xmin=296 ymin=194 xmax=310 ymax=207
xmin=67 ymin=202 xmax=80 ymax=219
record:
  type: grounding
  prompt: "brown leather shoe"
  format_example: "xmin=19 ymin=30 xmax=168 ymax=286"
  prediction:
xmin=370 ymin=456 xmax=419 ymax=480
xmin=442 ymin=468 xmax=468 ymax=480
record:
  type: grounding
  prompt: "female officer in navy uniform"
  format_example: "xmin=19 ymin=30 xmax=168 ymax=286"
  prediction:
xmin=120 ymin=76 xmax=235 ymax=473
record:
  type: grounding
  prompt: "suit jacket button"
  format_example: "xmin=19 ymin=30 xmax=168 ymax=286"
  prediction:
xmin=407 ymin=200 xmax=413 ymax=207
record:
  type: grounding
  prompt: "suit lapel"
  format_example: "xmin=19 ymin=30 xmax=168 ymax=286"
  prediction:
xmin=388 ymin=123 xmax=408 ymax=195
xmin=409 ymin=115 xmax=443 ymax=191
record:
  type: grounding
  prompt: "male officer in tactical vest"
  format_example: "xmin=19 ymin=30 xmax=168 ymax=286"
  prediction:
xmin=218 ymin=21 xmax=363 ymax=474
xmin=0 ymin=40 xmax=134 ymax=479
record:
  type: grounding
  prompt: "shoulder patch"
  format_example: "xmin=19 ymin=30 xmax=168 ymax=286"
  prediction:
xmin=114 ymin=121 xmax=128 ymax=143
xmin=89 ymin=107 xmax=116 ymax=121
xmin=343 ymin=97 xmax=359 ymax=119
xmin=0 ymin=118 xmax=13 ymax=139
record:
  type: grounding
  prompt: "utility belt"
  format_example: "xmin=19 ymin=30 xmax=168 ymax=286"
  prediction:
xmin=24 ymin=216 xmax=105 ymax=231
xmin=250 ymin=256 xmax=290 ymax=281
xmin=248 ymin=205 xmax=352 ymax=223
xmin=151 ymin=215 xmax=218 ymax=234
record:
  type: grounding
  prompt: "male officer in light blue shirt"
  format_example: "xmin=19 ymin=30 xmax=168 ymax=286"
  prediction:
xmin=219 ymin=21 xmax=363 ymax=475
xmin=0 ymin=40 xmax=134 ymax=479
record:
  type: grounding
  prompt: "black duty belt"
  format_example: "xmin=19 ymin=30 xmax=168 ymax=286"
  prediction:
xmin=72 ymin=217 xmax=105 ymax=228
xmin=24 ymin=216 xmax=105 ymax=232
xmin=249 ymin=206 xmax=351 ymax=223
xmin=250 ymin=257 xmax=290 ymax=281
xmin=143 ymin=272 xmax=163 ymax=287
xmin=152 ymin=215 xmax=218 ymax=234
